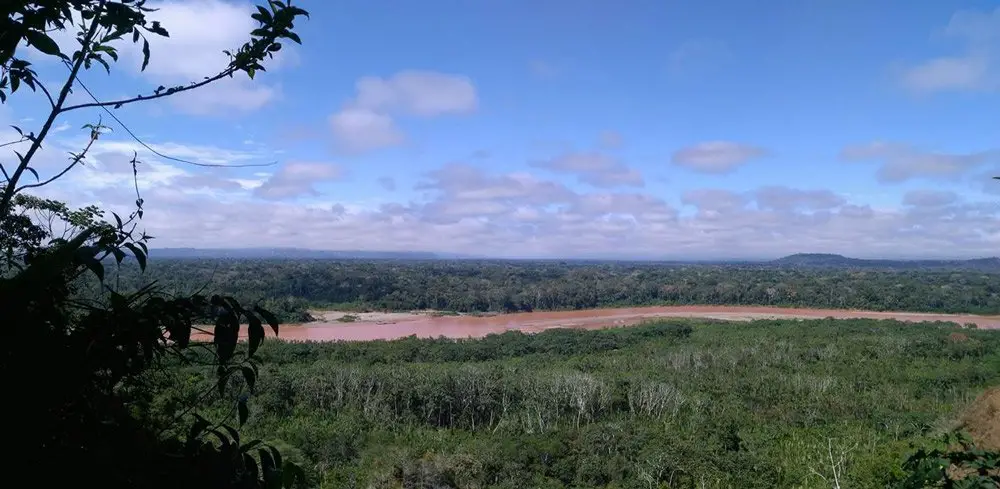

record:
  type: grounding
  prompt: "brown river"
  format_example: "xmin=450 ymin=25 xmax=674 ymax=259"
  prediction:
xmin=194 ymin=306 xmax=1000 ymax=342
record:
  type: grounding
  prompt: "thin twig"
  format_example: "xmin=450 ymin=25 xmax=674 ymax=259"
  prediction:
xmin=0 ymin=0 xmax=107 ymax=214
xmin=15 ymin=129 xmax=99 ymax=193
xmin=36 ymin=78 xmax=56 ymax=108
xmin=62 ymin=67 xmax=235 ymax=113
xmin=0 ymin=137 xmax=29 ymax=149
xmin=70 ymin=74 xmax=276 ymax=168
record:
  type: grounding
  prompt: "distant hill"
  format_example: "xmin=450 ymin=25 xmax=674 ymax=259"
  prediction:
xmin=770 ymin=253 xmax=1000 ymax=271
xmin=150 ymin=248 xmax=476 ymax=260
xmin=148 ymin=248 xmax=1000 ymax=271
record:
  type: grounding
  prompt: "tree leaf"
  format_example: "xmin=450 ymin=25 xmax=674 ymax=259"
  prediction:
xmin=84 ymin=256 xmax=104 ymax=281
xmin=141 ymin=39 xmax=151 ymax=71
xmin=122 ymin=242 xmax=147 ymax=271
xmin=258 ymin=448 xmax=276 ymax=478
xmin=209 ymin=428 xmax=232 ymax=452
xmin=269 ymin=445 xmax=283 ymax=470
xmin=25 ymin=30 xmax=63 ymax=57
xmin=111 ymin=246 xmax=126 ymax=264
xmin=254 ymin=306 xmax=280 ymax=335
xmin=244 ymin=453 xmax=260 ymax=483
xmin=237 ymin=397 xmax=249 ymax=427
xmin=241 ymin=365 xmax=256 ymax=391
xmin=223 ymin=424 xmax=240 ymax=446
xmin=187 ymin=414 xmax=211 ymax=443
xmin=216 ymin=365 xmax=229 ymax=395
xmin=241 ymin=439 xmax=262 ymax=453
xmin=282 ymin=462 xmax=305 ymax=489
xmin=247 ymin=313 xmax=265 ymax=356
xmin=93 ymin=54 xmax=111 ymax=73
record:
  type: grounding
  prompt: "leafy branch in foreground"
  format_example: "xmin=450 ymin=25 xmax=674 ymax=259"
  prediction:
xmin=898 ymin=432 xmax=999 ymax=488
xmin=1 ymin=0 xmax=308 ymax=214
xmin=1 ymin=0 xmax=310 ymax=487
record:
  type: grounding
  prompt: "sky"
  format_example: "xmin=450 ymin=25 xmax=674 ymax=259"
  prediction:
xmin=3 ymin=0 xmax=999 ymax=259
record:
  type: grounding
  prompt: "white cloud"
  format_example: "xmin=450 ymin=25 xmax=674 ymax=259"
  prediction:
xmin=377 ymin=176 xmax=397 ymax=191
xmin=329 ymin=71 xmax=478 ymax=152
xmin=329 ymin=108 xmax=405 ymax=153
xmin=901 ymin=56 xmax=992 ymax=92
xmin=681 ymin=189 xmax=748 ymax=212
xmin=19 ymin=153 xmax=1000 ymax=259
xmin=254 ymin=162 xmax=343 ymax=200
xmin=900 ymin=7 xmax=999 ymax=93
xmin=531 ymin=151 xmax=644 ymax=188
xmin=840 ymin=141 xmax=999 ymax=183
xmin=754 ymin=186 xmax=846 ymax=212
xmin=20 ymin=0 xmax=290 ymax=114
xmin=352 ymin=71 xmax=477 ymax=117
xmin=671 ymin=141 xmax=768 ymax=174
xmin=902 ymin=190 xmax=959 ymax=207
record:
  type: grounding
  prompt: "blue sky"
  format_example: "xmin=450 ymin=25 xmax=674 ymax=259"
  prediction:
xmin=3 ymin=0 xmax=999 ymax=258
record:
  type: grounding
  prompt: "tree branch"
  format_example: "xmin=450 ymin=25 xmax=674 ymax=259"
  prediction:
xmin=36 ymin=78 xmax=56 ymax=109
xmin=70 ymin=75 xmax=276 ymax=168
xmin=0 ymin=137 xmax=29 ymax=149
xmin=0 ymin=0 xmax=106 ymax=214
xmin=15 ymin=129 xmax=98 ymax=194
xmin=61 ymin=67 xmax=236 ymax=113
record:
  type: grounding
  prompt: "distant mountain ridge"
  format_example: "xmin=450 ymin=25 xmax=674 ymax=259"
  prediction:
xmin=150 ymin=248 xmax=1000 ymax=271
xmin=770 ymin=253 xmax=1000 ymax=271
xmin=150 ymin=248 xmax=475 ymax=260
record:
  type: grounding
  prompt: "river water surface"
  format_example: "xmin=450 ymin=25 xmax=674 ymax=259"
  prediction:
xmin=202 ymin=305 xmax=1000 ymax=342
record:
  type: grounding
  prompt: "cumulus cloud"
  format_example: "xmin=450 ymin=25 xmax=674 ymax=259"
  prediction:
xmin=531 ymin=151 xmax=643 ymax=188
xmin=254 ymin=162 xmax=342 ymax=200
xmin=328 ymin=108 xmax=405 ymax=153
xmin=681 ymin=189 xmax=748 ymax=212
xmin=754 ymin=186 xmax=846 ymax=212
xmin=671 ymin=141 xmax=767 ymax=174
xmin=115 ymin=181 xmax=994 ymax=259
xmin=330 ymin=71 xmax=478 ymax=152
xmin=9 ymin=134 xmax=999 ymax=260
xmin=840 ymin=141 xmax=999 ymax=183
xmin=20 ymin=0 xmax=292 ymax=114
xmin=900 ymin=7 xmax=1000 ymax=93
xmin=902 ymin=190 xmax=959 ymax=207
xmin=352 ymin=71 xmax=477 ymax=117
xmin=418 ymin=163 xmax=575 ymax=206
xmin=377 ymin=176 xmax=397 ymax=191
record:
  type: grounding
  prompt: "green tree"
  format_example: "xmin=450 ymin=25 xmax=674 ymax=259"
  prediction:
xmin=1 ymin=1 xmax=309 ymax=488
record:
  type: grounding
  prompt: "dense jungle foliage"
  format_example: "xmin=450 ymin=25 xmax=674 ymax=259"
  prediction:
xmin=156 ymin=318 xmax=1000 ymax=488
xmin=93 ymin=259 xmax=1000 ymax=321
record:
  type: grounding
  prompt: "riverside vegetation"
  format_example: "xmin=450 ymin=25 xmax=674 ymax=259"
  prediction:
xmin=91 ymin=259 xmax=1000 ymax=323
xmin=155 ymin=318 xmax=1000 ymax=488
